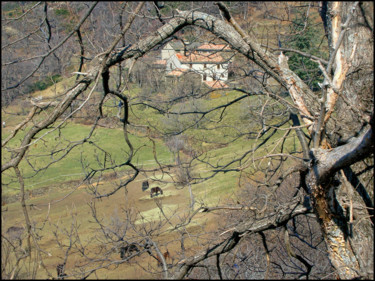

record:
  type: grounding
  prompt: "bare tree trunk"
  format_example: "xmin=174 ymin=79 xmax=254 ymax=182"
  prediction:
xmin=318 ymin=2 xmax=374 ymax=278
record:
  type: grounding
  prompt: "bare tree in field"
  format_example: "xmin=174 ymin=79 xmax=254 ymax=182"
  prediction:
xmin=2 ymin=1 xmax=373 ymax=279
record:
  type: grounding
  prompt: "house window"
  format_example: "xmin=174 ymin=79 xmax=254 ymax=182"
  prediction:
xmin=204 ymin=64 xmax=207 ymax=69
xmin=203 ymin=73 xmax=207 ymax=81
xmin=217 ymin=64 xmax=221 ymax=70
xmin=170 ymin=63 xmax=173 ymax=69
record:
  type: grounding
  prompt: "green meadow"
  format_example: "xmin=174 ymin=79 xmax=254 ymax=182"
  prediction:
xmin=1 ymin=122 xmax=173 ymax=197
xmin=2 ymin=81 xmax=302 ymax=201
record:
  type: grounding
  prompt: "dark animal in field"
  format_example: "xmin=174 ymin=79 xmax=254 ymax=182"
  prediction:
xmin=156 ymin=250 xmax=171 ymax=267
xmin=120 ymin=243 xmax=139 ymax=259
xmin=5 ymin=226 xmax=24 ymax=246
xmin=150 ymin=186 xmax=163 ymax=198
xmin=56 ymin=263 xmax=67 ymax=279
xmin=143 ymin=238 xmax=153 ymax=255
xmin=142 ymin=180 xmax=149 ymax=191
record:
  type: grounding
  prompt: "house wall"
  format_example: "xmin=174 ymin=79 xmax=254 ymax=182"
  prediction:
xmin=166 ymin=60 xmax=229 ymax=82
xmin=166 ymin=54 xmax=184 ymax=72
xmin=162 ymin=43 xmax=177 ymax=61
xmin=190 ymin=63 xmax=228 ymax=82
xmin=164 ymin=44 xmax=230 ymax=82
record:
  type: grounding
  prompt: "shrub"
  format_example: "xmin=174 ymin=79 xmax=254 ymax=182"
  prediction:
xmin=55 ymin=8 xmax=69 ymax=16
xmin=27 ymin=74 xmax=62 ymax=93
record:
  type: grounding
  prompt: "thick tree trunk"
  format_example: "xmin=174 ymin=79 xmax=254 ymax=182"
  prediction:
xmin=307 ymin=175 xmax=361 ymax=279
xmin=306 ymin=125 xmax=373 ymax=278
xmin=315 ymin=2 xmax=374 ymax=279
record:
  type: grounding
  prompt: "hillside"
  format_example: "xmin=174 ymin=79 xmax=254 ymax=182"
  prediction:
xmin=2 ymin=2 xmax=362 ymax=280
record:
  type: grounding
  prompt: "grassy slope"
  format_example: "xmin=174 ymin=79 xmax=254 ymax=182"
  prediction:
xmin=2 ymin=76 xmax=302 ymax=206
xmin=2 ymin=122 xmax=173 ymax=196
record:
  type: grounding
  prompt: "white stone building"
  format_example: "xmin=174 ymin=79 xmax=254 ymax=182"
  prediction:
xmin=160 ymin=41 xmax=233 ymax=87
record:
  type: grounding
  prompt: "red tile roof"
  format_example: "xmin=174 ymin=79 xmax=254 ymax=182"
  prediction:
xmin=204 ymin=80 xmax=229 ymax=89
xmin=154 ymin=59 xmax=167 ymax=65
xmin=198 ymin=44 xmax=231 ymax=51
xmin=166 ymin=68 xmax=188 ymax=77
xmin=176 ymin=52 xmax=226 ymax=64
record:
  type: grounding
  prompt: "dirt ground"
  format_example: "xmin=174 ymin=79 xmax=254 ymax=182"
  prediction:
xmin=2 ymin=174 xmax=221 ymax=279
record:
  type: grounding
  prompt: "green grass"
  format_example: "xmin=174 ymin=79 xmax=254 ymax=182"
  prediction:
xmin=2 ymin=82 xmax=302 ymax=203
xmin=120 ymin=89 xmax=302 ymax=207
xmin=1 ymin=122 xmax=173 ymax=196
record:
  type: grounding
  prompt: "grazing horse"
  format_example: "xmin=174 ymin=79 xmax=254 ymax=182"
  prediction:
xmin=142 ymin=180 xmax=149 ymax=192
xmin=56 ymin=263 xmax=67 ymax=279
xmin=143 ymin=238 xmax=153 ymax=255
xmin=156 ymin=250 xmax=171 ymax=267
xmin=150 ymin=186 xmax=163 ymax=198
xmin=120 ymin=243 xmax=139 ymax=259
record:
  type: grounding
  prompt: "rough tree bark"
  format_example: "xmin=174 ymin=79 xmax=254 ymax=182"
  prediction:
xmin=314 ymin=2 xmax=374 ymax=278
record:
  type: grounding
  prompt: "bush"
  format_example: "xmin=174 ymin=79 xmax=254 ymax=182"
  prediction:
xmin=28 ymin=74 xmax=62 ymax=93
xmin=55 ymin=8 xmax=69 ymax=16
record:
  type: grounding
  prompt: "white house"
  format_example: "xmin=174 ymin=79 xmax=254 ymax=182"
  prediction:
xmin=160 ymin=41 xmax=233 ymax=86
